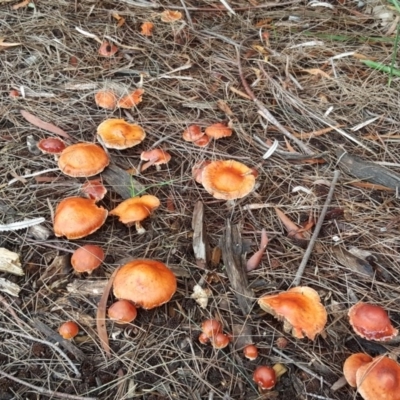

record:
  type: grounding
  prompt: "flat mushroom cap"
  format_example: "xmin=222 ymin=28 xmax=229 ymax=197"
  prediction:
xmin=113 ymin=259 xmax=177 ymax=309
xmin=71 ymin=244 xmax=105 ymax=274
xmin=58 ymin=143 xmax=109 ymax=177
xmin=109 ymin=195 xmax=160 ymax=224
xmin=201 ymin=160 xmax=256 ymax=200
xmin=37 ymin=138 xmax=66 ymax=154
xmin=97 ymin=119 xmax=146 ymax=149
xmin=258 ymin=286 xmax=327 ymax=340
xmin=182 ymin=125 xmax=204 ymax=142
xmin=95 ymin=91 xmax=117 ymax=110
xmin=348 ymin=302 xmax=398 ymax=341
xmin=356 ymin=356 xmax=400 ymax=400
xmin=140 ymin=149 xmax=171 ymax=164
xmin=117 ymin=89 xmax=144 ymax=109
xmin=205 ymin=122 xmax=233 ymax=139
xmin=343 ymin=353 xmax=373 ymax=387
xmin=54 ymin=197 xmax=108 ymax=240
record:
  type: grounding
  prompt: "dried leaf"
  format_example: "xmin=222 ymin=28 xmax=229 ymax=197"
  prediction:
xmin=140 ymin=21 xmax=154 ymax=36
xmin=12 ymin=0 xmax=29 ymax=10
xmin=246 ymin=229 xmax=269 ymax=272
xmin=302 ymin=68 xmax=332 ymax=79
xmin=191 ymin=284 xmax=212 ymax=309
xmin=217 ymin=99 xmax=234 ymax=116
xmin=275 ymin=208 xmax=304 ymax=240
xmin=20 ymin=110 xmax=72 ymax=139
xmin=0 ymin=37 xmax=22 ymax=49
xmin=96 ymin=267 xmax=121 ymax=358
xmin=112 ymin=12 xmax=126 ymax=27
xmin=293 ymin=126 xmax=341 ymax=139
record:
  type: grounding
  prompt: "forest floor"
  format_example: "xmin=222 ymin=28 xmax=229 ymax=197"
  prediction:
xmin=1 ymin=0 xmax=400 ymax=399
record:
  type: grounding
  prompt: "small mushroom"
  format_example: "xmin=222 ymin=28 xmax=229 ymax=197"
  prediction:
xmin=95 ymin=91 xmax=117 ymax=110
xmin=182 ymin=125 xmax=204 ymax=142
xmin=201 ymin=160 xmax=256 ymax=200
xmin=108 ymin=300 xmax=137 ymax=324
xmin=160 ymin=10 xmax=182 ymax=22
xmin=204 ymin=122 xmax=232 ymax=139
xmin=201 ymin=319 xmax=223 ymax=339
xmin=243 ymin=344 xmax=259 ymax=361
xmin=37 ymin=137 xmax=66 ymax=155
xmin=211 ymin=332 xmax=230 ymax=349
xmin=98 ymin=41 xmax=118 ymax=57
xmin=117 ymin=89 xmax=144 ymax=109
xmin=113 ymin=259 xmax=177 ymax=309
xmin=58 ymin=143 xmax=109 ymax=177
xmin=109 ymin=195 xmax=160 ymax=234
xmin=343 ymin=353 xmax=373 ymax=388
xmin=97 ymin=119 xmax=146 ymax=150
xmin=253 ymin=366 xmax=276 ymax=391
xmin=54 ymin=197 xmax=108 ymax=240
xmin=81 ymin=179 xmax=107 ymax=202
xmin=348 ymin=302 xmax=398 ymax=341
xmin=258 ymin=286 xmax=327 ymax=340
xmin=71 ymin=244 xmax=104 ymax=274
xmin=140 ymin=22 xmax=154 ymax=36
xmin=59 ymin=321 xmax=79 ymax=340
xmin=140 ymin=149 xmax=171 ymax=171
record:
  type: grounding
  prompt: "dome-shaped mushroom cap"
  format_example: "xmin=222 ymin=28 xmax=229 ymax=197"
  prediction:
xmin=356 ymin=356 xmax=400 ymax=400
xmin=113 ymin=259 xmax=177 ymax=309
xmin=205 ymin=122 xmax=233 ymax=139
xmin=201 ymin=160 xmax=256 ymax=200
xmin=343 ymin=353 xmax=373 ymax=387
xmin=258 ymin=286 xmax=327 ymax=340
xmin=71 ymin=244 xmax=105 ymax=274
xmin=58 ymin=143 xmax=109 ymax=177
xmin=38 ymin=137 xmax=66 ymax=154
xmin=54 ymin=197 xmax=108 ymax=240
xmin=109 ymin=195 xmax=160 ymax=224
xmin=348 ymin=302 xmax=398 ymax=341
xmin=97 ymin=119 xmax=146 ymax=149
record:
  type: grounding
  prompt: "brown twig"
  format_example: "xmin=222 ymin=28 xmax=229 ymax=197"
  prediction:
xmin=292 ymin=170 xmax=341 ymax=286
xmin=0 ymin=368 xmax=97 ymax=399
xmin=236 ymin=46 xmax=314 ymax=155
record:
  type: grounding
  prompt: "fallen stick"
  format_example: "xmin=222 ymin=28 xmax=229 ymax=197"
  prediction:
xmin=292 ymin=170 xmax=341 ymax=286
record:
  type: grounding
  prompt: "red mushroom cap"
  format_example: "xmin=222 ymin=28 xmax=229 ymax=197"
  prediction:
xmin=348 ymin=302 xmax=398 ymax=341
xmin=211 ymin=333 xmax=230 ymax=349
xmin=253 ymin=366 xmax=277 ymax=390
xmin=59 ymin=321 xmax=79 ymax=340
xmin=37 ymin=137 xmax=66 ymax=154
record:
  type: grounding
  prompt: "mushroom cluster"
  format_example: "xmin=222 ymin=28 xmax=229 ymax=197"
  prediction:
xmin=198 ymin=319 xmax=230 ymax=349
xmin=182 ymin=122 xmax=232 ymax=147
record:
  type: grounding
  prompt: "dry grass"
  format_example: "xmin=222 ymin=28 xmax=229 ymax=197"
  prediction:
xmin=1 ymin=0 xmax=400 ymax=399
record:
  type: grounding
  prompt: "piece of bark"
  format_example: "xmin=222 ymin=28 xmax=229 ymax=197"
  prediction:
xmin=192 ymin=201 xmax=210 ymax=269
xmin=67 ymin=279 xmax=108 ymax=296
xmin=336 ymin=149 xmax=400 ymax=190
xmin=102 ymin=163 xmax=145 ymax=200
xmin=0 ymin=278 xmax=21 ymax=296
xmin=219 ymin=220 xmax=253 ymax=315
xmin=33 ymin=318 xmax=85 ymax=361
xmin=0 ymin=248 xmax=24 ymax=276
xmin=331 ymin=246 xmax=374 ymax=277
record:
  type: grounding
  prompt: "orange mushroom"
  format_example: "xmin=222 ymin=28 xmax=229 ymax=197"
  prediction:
xmin=140 ymin=149 xmax=171 ymax=171
xmin=98 ymin=41 xmax=118 ymax=57
xmin=204 ymin=122 xmax=233 ymax=139
xmin=58 ymin=143 xmax=109 ymax=177
xmin=160 ymin=10 xmax=182 ymax=22
xmin=243 ymin=344 xmax=259 ymax=361
xmin=348 ymin=302 xmax=398 ymax=341
xmin=95 ymin=90 xmax=117 ymax=110
xmin=71 ymin=244 xmax=104 ymax=274
xmin=108 ymin=300 xmax=137 ymax=323
xmin=258 ymin=286 xmax=327 ymax=340
xmin=140 ymin=21 xmax=154 ymax=36
xmin=81 ymin=179 xmax=107 ymax=202
xmin=201 ymin=160 xmax=256 ymax=200
xmin=194 ymin=135 xmax=210 ymax=148
xmin=117 ymin=88 xmax=144 ymax=109
xmin=211 ymin=333 xmax=230 ymax=349
xmin=37 ymin=137 xmax=66 ymax=155
xmin=182 ymin=125 xmax=204 ymax=142
xmin=54 ymin=197 xmax=108 ymax=240
xmin=356 ymin=356 xmax=400 ymax=400
xmin=343 ymin=353 xmax=373 ymax=388
xmin=201 ymin=319 xmax=223 ymax=339
xmin=109 ymin=195 xmax=160 ymax=234
xmin=97 ymin=119 xmax=146 ymax=150
xmin=112 ymin=259 xmax=177 ymax=309
xmin=59 ymin=321 xmax=79 ymax=340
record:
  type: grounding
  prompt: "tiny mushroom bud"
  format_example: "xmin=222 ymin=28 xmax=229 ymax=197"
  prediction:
xmin=201 ymin=319 xmax=223 ymax=339
xmin=343 ymin=353 xmax=373 ymax=388
xmin=95 ymin=90 xmax=117 ymax=110
xmin=140 ymin=149 xmax=171 ymax=171
xmin=348 ymin=302 xmax=398 ymax=341
xmin=258 ymin=286 xmax=327 ymax=340
xmin=109 ymin=195 xmax=160 ymax=234
xmin=211 ymin=332 xmax=230 ymax=349
xmin=243 ymin=344 xmax=258 ymax=361
xmin=59 ymin=321 xmax=79 ymax=340
xmin=71 ymin=244 xmax=104 ymax=274
xmin=253 ymin=366 xmax=277 ymax=391
xmin=108 ymin=300 xmax=137 ymax=323
xmin=98 ymin=41 xmax=118 ymax=57
xmin=37 ymin=137 xmax=66 ymax=155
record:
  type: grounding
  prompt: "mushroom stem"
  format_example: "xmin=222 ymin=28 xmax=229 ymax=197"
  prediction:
xmin=135 ymin=221 xmax=146 ymax=234
xmin=141 ymin=159 xmax=156 ymax=172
